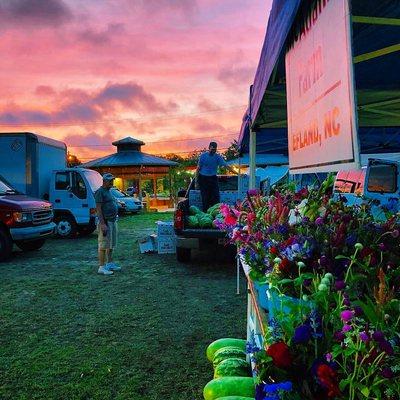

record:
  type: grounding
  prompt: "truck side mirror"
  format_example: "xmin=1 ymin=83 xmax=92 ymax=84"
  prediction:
xmin=177 ymin=189 xmax=186 ymax=197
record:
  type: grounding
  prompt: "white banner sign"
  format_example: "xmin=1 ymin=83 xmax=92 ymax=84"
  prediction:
xmin=285 ymin=0 xmax=360 ymax=174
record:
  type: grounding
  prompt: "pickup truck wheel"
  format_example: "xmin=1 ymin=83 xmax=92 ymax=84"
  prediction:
xmin=0 ymin=229 xmax=13 ymax=261
xmin=176 ymin=247 xmax=191 ymax=262
xmin=55 ymin=215 xmax=77 ymax=238
xmin=15 ymin=239 xmax=46 ymax=251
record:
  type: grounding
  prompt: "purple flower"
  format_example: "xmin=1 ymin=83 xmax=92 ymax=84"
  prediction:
xmin=340 ymin=310 xmax=354 ymax=322
xmin=343 ymin=298 xmax=351 ymax=307
xmin=319 ymin=255 xmax=328 ymax=267
xmin=335 ymin=280 xmax=346 ymax=291
xmin=293 ymin=324 xmax=312 ymax=344
xmin=325 ymin=353 xmax=333 ymax=362
xmin=381 ymin=367 xmax=394 ymax=379
xmin=334 ymin=330 xmax=345 ymax=342
xmin=353 ymin=306 xmax=363 ymax=317
xmin=372 ymin=331 xmax=385 ymax=342
xmin=359 ymin=332 xmax=369 ymax=342
xmin=342 ymin=324 xmax=352 ymax=333
xmin=378 ymin=242 xmax=386 ymax=251
xmin=345 ymin=233 xmax=357 ymax=246
xmin=379 ymin=340 xmax=394 ymax=355
xmin=247 ymin=189 xmax=259 ymax=196
xmin=391 ymin=229 xmax=399 ymax=238
xmin=315 ymin=217 xmax=324 ymax=225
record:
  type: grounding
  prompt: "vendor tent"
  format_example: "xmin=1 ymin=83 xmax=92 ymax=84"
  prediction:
xmin=238 ymin=0 xmax=400 ymax=182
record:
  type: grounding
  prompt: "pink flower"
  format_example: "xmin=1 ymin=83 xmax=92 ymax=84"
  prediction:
xmin=342 ymin=324 xmax=352 ymax=333
xmin=340 ymin=310 xmax=353 ymax=322
xmin=220 ymin=204 xmax=230 ymax=217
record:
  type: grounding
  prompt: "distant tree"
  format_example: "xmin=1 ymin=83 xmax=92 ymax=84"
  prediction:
xmin=223 ymin=140 xmax=240 ymax=161
xmin=67 ymin=152 xmax=81 ymax=167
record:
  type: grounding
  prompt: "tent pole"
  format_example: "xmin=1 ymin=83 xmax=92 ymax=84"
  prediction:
xmin=249 ymin=127 xmax=256 ymax=189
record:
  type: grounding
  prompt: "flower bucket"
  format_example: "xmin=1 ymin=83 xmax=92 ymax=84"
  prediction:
xmin=253 ymin=281 xmax=270 ymax=310
xmin=266 ymin=288 xmax=314 ymax=321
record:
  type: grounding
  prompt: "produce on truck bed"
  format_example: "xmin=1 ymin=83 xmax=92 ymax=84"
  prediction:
xmin=214 ymin=358 xmax=251 ymax=379
xmin=206 ymin=338 xmax=247 ymax=362
xmin=213 ymin=347 xmax=247 ymax=367
xmin=189 ymin=205 xmax=202 ymax=215
xmin=203 ymin=377 xmax=255 ymax=400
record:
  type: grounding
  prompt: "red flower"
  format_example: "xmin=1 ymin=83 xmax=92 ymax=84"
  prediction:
xmin=266 ymin=341 xmax=292 ymax=369
xmin=316 ymin=364 xmax=341 ymax=398
xmin=224 ymin=214 xmax=237 ymax=226
xmin=279 ymin=258 xmax=291 ymax=273
xmin=270 ymin=246 xmax=279 ymax=255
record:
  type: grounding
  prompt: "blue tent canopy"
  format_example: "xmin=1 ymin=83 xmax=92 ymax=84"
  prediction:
xmin=239 ymin=0 xmax=400 ymax=154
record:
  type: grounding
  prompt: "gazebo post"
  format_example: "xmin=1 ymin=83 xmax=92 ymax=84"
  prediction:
xmin=169 ymin=170 xmax=173 ymax=207
xmin=138 ymin=165 xmax=142 ymax=201
xmin=153 ymin=175 xmax=157 ymax=207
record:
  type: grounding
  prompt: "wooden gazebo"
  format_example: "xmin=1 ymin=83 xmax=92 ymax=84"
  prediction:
xmin=82 ymin=137 xmax=178 ymax=208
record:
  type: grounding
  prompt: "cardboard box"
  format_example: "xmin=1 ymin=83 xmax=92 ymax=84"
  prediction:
xmin=156 ymin=221 xmax=175 ymax=237
xmin=139 ymin=234 xmax=157 ymax=253
xmin=157 ymin=236 xmax=176 ymax=254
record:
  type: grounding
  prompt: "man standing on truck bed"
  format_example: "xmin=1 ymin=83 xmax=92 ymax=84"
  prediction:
xmin=95 ymin=173 xmax=121 ymax=275
xmin=195 ymin=141 xmax=237 ymax=211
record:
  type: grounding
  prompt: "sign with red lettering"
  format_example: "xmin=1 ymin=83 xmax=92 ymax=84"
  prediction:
xmin=285 ymin=0 xmax=360 ymax=174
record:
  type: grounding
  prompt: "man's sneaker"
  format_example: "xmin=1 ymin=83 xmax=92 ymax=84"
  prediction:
xmin=98 ymin=266 xmax=113 ymax=275
xmin=106 ymin=262 xmax=121 ymax=271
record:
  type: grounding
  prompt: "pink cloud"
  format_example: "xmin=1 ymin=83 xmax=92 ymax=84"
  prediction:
xmin=0 ymin=0 xmax=271 ymax=160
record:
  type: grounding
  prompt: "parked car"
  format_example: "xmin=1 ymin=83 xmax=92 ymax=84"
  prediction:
xmin=0 ymin=175 xmax=55 ymax=261
xmin=110 ymin=188 xmax=143 ymax=214
xmin=125 ymin=186 xmax=137 ymax=196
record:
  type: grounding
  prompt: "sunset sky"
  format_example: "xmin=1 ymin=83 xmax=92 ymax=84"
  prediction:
xmin=0 ymin=0 xmax=271 ymax=161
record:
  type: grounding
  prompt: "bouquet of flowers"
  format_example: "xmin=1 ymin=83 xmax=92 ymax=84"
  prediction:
xmin=220 ymin=178 xmax=400 ymax=399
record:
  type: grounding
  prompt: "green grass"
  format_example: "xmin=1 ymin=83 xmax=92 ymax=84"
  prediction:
xmin=0 ymin=212 xmax=247 ymax=400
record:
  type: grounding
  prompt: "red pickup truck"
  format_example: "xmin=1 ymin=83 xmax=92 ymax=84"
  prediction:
xmin=0 ymin=175 xmax=55 ymax=261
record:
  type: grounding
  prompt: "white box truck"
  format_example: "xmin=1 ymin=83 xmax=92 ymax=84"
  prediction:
xmin=0 ymin=132 xmax=103 ymax=237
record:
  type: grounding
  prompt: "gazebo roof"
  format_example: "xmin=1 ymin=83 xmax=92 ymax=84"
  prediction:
xmin=82 ymin=151 xmax=178 ymax=167
xmin=82 ymin=136 xmax=178 ymax=168
xmin=112 ymin=137 xmax=145 ymax=146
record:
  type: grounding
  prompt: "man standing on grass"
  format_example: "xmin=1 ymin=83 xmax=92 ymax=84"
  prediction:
xmin=95 ymin=173 xmax=121 ymax=275
xmin=195 ymin=141 xmax=237 ymax=212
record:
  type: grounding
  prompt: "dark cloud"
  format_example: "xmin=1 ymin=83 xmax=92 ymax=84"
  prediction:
xmin=143 ymin=0 xmax=198 ymax=15
xmin=217 ymin=65 xmax=254 ymax=87
xmin=94 ymin=82 xmax=170 ymax=113
xmin=0 ymin=0 xmax=72 ymax=26
xmin=197 ymin=98 xmax=219 ymax=112
xmin=0 ymin=81 xmax=177 ymax=126
xmin=0 ymin=109 xmax=52 ymax=124
xmin=35 ymin=85 xmax=56 ymax=97
xmin=55 ymin=104 xmax=101 ymax=123
xmin=77 ymin=23 xmax=125 ymax=46
xmin=189 ymin=118 xmax=226 ymax=133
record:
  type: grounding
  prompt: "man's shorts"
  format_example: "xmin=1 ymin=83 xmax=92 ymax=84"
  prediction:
xmin=98 ymin=221 xmax=118 ymax=250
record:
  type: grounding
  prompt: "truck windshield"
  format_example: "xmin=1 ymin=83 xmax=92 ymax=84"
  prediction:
xmin=367 ymin=163 xmax=397 ymax=193
xmin=0 ymin=177 xmax=18 ymax=195
xmin=84 ymin=170 xmax=103 ymax=192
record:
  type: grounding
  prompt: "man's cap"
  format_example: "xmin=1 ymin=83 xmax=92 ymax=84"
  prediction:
xmin=102 ymin=173 xmax=115 ymax=181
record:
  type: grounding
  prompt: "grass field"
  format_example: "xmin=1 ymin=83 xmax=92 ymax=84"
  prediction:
xmin=0 ymin=212 xmax=247 ymax=400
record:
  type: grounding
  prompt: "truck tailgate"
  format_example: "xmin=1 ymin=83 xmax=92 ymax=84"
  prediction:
xmin=177 ymin=228 xmax=228 ymax=239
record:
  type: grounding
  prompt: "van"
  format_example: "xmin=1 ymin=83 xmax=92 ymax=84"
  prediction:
xmin=334 ymin=158 xmax=399 ymax=218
